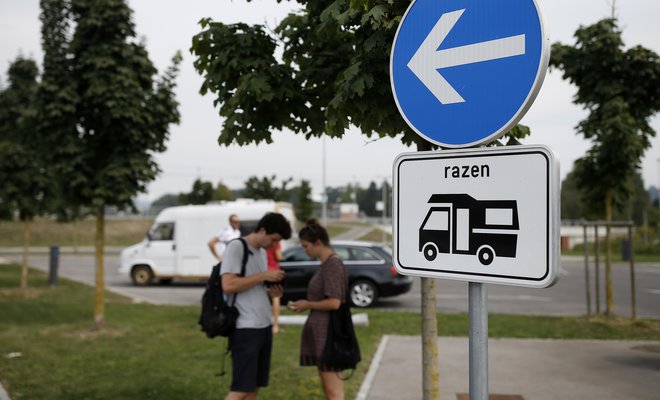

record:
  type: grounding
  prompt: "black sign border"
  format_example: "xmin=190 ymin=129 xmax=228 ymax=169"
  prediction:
xmin=395 ymin=149 xmax=552 ymax=282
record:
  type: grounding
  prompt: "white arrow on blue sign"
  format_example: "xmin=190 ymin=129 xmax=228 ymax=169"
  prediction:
xmin=390 ymin=0 xmax=550 ymax=148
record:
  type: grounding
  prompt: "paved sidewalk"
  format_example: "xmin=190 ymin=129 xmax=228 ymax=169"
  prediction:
xmin=358 ymin=335 xmax=660 ymax=400
xmin=0 ymin=382 xmax=8 ymax=400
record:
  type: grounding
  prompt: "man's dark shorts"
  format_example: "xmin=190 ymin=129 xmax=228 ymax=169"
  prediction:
xmin=229 ymin=327 xmax=273 ymax=393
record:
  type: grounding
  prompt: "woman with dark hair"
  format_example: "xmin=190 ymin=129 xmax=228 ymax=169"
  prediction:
xmin=288 ymin=219 xmax=348 ymax=400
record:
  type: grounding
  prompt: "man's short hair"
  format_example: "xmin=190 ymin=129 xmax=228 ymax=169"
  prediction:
xmin=256 ymin=212 xmax=292 ymax=239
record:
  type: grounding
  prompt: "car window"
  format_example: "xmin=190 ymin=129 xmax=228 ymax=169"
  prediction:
xmin=283 ymin=248 xmax=312 ymax=262
xmin=379 ymin=246 xmax=393 ymax=257
xmin=350 ymin=247 xmax=381 ymax=261
xmin=149 ymin=222 xmax=174 ymax=241
xmin=334 ymin=246 xmax=350 ymax=260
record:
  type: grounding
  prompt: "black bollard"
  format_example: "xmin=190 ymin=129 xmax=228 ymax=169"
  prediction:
xmin=49 ymin=246 xmax=59 ymax=287
xmin=621 ymin=239 xmax=631 ymax=262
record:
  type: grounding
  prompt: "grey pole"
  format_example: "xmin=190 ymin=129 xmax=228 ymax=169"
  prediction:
xmin=628 ymin=225 xmax=637 ymax=319
xmin=469 ymin=281 xmax=488 ymax=400
xmin=594 ymin=225 xmax=600 ymax=314
xmin=583 ymin=224 xmax=591 ymax=317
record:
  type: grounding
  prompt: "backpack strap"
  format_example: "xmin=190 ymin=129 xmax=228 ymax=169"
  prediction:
xmin=228 ymin=237 xmax=250 ymax=307
xmin=237 ymin=237 xmax=249 ymax=277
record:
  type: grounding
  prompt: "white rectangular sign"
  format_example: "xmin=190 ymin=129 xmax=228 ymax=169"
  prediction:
xmin=392 ymin=145 xmax=560 ymax=287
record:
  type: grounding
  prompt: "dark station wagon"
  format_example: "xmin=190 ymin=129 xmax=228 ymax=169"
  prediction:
xmin=279 ymin=240 xmax=412 ymax=308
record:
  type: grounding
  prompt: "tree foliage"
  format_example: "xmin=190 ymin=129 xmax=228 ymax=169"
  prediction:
xmin=243 ymin=175 xmax=292 ymax=201
xmin=190 ymin=0 xmax=530 ymax=148
xmin=0 ymin=57 xmax=49 ymax=221
xmin=65 ymin=0 xmax=181 ymax=210
xmin=295 ymin=179 xmax=314 ymax=222
xmin=550 ymin=18 xmax=660 ymax=214
xmin=213 ymin=181 xmax=235 ymax=202
xmin=151 ymin=193 xmax=179 ymax=209
xmin=178 ymin=178 xmax=214 ymax=205
xmin=561 ymin=168 xmax=651 ymax=225
xmin=38 ymin=0 xmax=80 ymax=221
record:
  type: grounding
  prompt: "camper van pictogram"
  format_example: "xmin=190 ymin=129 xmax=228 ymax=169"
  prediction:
xmin=419 ymin=194 xmax=519 ymax=265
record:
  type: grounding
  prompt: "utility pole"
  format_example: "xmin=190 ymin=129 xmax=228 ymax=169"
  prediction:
xmin=321 ymin=137 xmax=327 ymax=226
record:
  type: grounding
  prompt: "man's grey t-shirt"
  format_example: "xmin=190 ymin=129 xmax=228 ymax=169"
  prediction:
xmin=220 ymin=239 xmax=272 ymax=329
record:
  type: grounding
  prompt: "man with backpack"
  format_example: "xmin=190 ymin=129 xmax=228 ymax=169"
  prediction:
xmin=220 ymin=212 xmax=292 ymax=400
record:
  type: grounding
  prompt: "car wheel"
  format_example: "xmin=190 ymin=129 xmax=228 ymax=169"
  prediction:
xmin=423 ymin=243 xmax=438 ymax=261
xmin=350 ymin=279 xmax=378 ymax=308
xmin=131 ymin=265 xmax=154 ymax=286
xmin=477 ymin=246 xmax=495 ymax=266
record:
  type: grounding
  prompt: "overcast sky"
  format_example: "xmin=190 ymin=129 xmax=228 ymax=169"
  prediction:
xmin=1 ymin=0 xmax=659 ymax=203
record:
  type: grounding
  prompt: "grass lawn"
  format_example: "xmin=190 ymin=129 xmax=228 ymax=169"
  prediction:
xmin=1 ymin=265 xmax=660 ymax=399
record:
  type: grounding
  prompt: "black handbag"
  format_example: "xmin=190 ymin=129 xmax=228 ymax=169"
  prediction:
xmin=320 ymin=299 xmax=361 ymax=374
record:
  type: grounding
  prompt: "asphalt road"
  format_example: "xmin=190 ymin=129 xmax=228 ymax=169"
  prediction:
xmin=3 ymin=251 xmax=659 ymax=318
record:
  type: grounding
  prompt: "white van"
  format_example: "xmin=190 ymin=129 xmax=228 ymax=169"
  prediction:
xmin=119 ymin=200 xmax=297 ymax=286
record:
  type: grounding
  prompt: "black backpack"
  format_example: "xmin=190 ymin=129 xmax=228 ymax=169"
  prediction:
xmin=198 ymin=237 xmax=249 ymax=339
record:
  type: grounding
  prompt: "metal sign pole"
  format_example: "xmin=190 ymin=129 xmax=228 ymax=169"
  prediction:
xmin=469 ymin=281 xmax=488 ymax=400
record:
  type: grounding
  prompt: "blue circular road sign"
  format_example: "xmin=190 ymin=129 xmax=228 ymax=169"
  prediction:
xmin=390 ymin=0 xmax=549 ymax=148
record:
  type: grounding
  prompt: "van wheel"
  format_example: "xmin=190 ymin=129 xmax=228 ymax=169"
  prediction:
xmin=423 ymin=243 xmax=438 ymax=261
xmin=477 ymin=246 xmax=495 ymax=266
xmin=350 ymin=280 xmax=378 ymax=308
xmin=131 ymin=265 xmax=154 ymax=286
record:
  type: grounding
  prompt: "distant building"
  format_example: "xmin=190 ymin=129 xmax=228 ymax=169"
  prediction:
xmin=339 ymin=203 xmax=359 ymax=221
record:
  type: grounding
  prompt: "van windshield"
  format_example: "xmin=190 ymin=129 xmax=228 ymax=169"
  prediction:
xmin=148 ymin=222 xmax=174 ymax=241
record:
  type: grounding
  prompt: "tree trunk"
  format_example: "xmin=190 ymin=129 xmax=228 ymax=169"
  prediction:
xmin=20 ymin=217 xmax=31 ymax=296
xmin=93 ymin=205 xmax=105 ymax=330
xmin=422 ymin=277 xmax=440 ymax=399
xmin=417 ymin=138 xmax=440 ymax=400
xmin=605 ymin=190 xmax=614 ymax=316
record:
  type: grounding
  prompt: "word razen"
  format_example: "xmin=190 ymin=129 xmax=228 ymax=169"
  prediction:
xmin=444 ymin=164 xmax=490 ymax=179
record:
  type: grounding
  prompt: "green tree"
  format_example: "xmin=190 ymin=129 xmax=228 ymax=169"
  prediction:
xmin=340 ymin=183 xmax=358 ymax=204
xmin=178 ymin=178 xmax=214 ymax=205
xmin=38 ymin=0 xmax=80 ymax=223
xmin=295 ymin=179 xmax=314 ymax=222
xmin=151 ymin=193 xmax=179 ymax=209
xmin=561 ymin=170 xmax=588 ymax=221
xmin=550 ymin=18 xmax=660 ymax=315
xmin=0 ymin=56 xmax=49 ymax=294
xmin=358 ymin=181 xmax=380 ymax=217
xmin=42 ymin=0 xmax=181 ymax=329
xmin=242 ymin=175 xmax=292 ymax=201
xmin=212 ymin=181 xmax=234 ymax=202
xmin=325 ymin=186 xmax=343 ymax=205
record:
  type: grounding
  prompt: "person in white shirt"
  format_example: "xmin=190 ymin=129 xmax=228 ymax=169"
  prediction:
xmin=208 ymin=214 xmax=241 ymax=262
